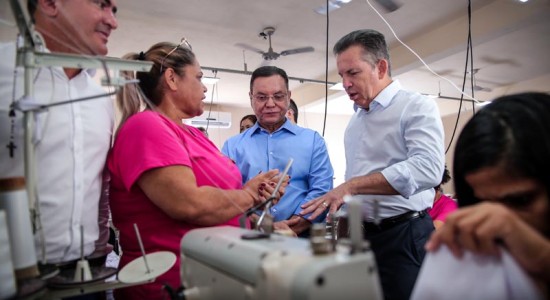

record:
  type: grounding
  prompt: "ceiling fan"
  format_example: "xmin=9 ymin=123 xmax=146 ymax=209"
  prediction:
xmin=469 ymin=68 xmax=493 ymax=92
xmin=235 ymin=27 xmax=314 ymax=62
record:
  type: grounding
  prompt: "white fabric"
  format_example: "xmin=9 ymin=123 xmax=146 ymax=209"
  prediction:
xmin=344 ymin=80 xmax=445 ymax=219
xmin=0 ymin=42 xmax=114 ymax=263
xmin=411 ymin=246 xmax=543 ymax=300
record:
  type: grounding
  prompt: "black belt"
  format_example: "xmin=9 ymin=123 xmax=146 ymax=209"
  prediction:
xmin=363 ymin=210 xmax=427 ymax=232
xmin=40 ymin=254 xmax=107 ymax=271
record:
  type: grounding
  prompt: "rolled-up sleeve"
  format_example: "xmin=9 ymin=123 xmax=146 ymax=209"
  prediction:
xmin=381 ymin=97 xmax=445 ymax=198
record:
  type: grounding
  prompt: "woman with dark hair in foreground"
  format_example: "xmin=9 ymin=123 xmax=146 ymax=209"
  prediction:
xmin=419 ymin=92 xmax=550 ymax=298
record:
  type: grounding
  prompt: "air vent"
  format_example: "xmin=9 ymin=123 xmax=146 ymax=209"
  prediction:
xmin=183 ymin=111 xmax=232 ymax=129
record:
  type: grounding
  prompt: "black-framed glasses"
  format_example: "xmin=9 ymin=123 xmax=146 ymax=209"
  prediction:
xmin=159 ymin=37 xmax=192 ymax=74
xmin=252 ymin=93 xmax=288 ymax=103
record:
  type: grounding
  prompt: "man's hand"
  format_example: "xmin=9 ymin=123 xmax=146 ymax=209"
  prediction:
xmin=281 ymin=215 xmax=312 ymax=235
xmin=300 ymin=173 xmax=398 ymax=221
xmin=250 ymin=215 xmax=308 ymax=237
xmin=273 ymin=221 xmax=297 ymax=237
xmin=299 ymin=183 xmax=350 ymax=221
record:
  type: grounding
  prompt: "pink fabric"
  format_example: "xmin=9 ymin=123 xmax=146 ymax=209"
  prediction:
xmin=428 ymin=194 xmax=457 ymax=222
xmin=109 ymin=111 xmax=243 ymax=300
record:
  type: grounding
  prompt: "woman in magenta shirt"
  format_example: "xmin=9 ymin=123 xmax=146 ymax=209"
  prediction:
xmin=427 ymin=166 xmax=457 ymax=229
xmin=429 ymin=191 xmax=458 ymax=229
xmin=109 ymin=41 xmax=283 ymax=299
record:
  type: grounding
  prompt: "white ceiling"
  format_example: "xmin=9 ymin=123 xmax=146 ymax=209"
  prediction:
xmin=1 ymin=0 xmax=549 ymax=117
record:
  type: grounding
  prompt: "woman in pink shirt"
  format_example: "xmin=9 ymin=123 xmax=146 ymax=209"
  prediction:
xmin=427 ymin=166 xmax=457 ymax=229
xmin=109 ymin=41 xmax=284 ymax=299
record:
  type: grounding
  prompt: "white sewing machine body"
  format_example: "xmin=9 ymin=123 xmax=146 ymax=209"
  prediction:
xmin=180 ymin=226 xmax=383 ymax=300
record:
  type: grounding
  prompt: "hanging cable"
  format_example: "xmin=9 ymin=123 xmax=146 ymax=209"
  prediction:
xmin=469 ymin=0 xmax=476 ymax=115
xmin=444 ymin=0 xmax=473 ymax=154
xmin=364 ymin=0 xmax=479 ymax=103
xmin=205 ymin=70 xmax=218 ymax=132
xmin=322 ymin=0 xmax=330 ymax=137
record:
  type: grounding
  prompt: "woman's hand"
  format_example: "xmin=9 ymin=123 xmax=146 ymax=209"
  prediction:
xmin=243 ymin=170 xmax=280 ymax=206
xmin=426 ymin=202 xmax=550 ymax=281
xmin=250 ymin=172 xmax=290 ymax=205
xmin=262 ymin=174 xmax=289 ymax=205
xmin=426 ymin=203 xmax=515 ymax=257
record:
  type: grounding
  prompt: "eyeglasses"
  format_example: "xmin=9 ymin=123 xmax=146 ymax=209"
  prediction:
xmin=159 ymin=37 xmax=192 ymax=74
xmin=252 ymin=93 xmax=288 ymax=103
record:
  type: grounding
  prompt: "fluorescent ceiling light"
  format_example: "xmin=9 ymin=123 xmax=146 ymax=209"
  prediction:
xmin=475 ymin=101 xmax=492 ymax=107
xmin=329 ymin=83 xmax=345 ymax=90
xmin=202 ymin=77 xmax=220 ymax=84
xmin=425 ymin=94 xmax=438 ymax=99
xmin=314 ymin=0 xmax=345 ymax=15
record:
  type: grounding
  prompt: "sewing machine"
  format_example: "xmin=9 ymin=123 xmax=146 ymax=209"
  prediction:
xmin=180 ymin=199 xmax=383 ymax=300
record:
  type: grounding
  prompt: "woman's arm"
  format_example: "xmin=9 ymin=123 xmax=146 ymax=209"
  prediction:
xmin=138 ymin=166 xmax=280 ymax=226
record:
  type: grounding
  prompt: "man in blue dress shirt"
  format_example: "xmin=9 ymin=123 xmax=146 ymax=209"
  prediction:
xmin=222 ymin=66 xmax=334 ymax=237
xmin=300 ymin=29 xmax=445 ymax=300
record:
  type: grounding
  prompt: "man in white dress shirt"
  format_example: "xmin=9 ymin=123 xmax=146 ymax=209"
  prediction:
xmin=300 ymin=29 xmax=445 ymax=300
xmin=0 ymin=0 xmax=118 ymax=268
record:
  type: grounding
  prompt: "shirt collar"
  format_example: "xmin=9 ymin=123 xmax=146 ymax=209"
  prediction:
xmin=373 ymin=79 xmax=402 ymax=108
xmin=247 ymin=122 xmax=262 ymax=136
xmin=42 ymin=45 xmax=97 ymax=77
xmin=281 ymin=119 xmax=299 ymax=135
xmin=249 ymin=118 xmax=297 ymax=136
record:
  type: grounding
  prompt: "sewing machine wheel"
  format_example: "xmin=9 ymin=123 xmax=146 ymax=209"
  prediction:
xmin=46 ymin=265 xmax=118 ymax=288
xmin=117 ymin=251 xmax=176 ymax=284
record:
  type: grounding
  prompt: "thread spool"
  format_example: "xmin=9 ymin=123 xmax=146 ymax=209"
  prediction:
xmin=0 ymin=210 xmax=17 ymax=299
xmin=73 ymin=260 xmax=93 ymax=282
xmin=0 ymin=178 xmax=39 ymax=279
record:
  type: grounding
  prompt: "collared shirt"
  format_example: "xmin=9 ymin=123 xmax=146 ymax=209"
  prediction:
xmin=109 ymin=112 xmax=243 ymax=298
xmin=222 ymin=119 xmax=334 ymax=222
xmin=345 ymin=80 xmax=445 ymax=220
xmin=0 ymin=42 xmax=113 ymax=263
